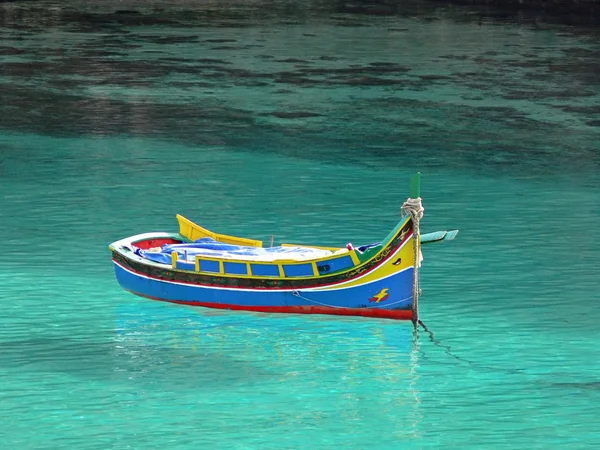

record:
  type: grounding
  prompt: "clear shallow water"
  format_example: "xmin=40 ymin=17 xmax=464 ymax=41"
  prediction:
xmin=1 ymin=1 xmax=599 ymax=448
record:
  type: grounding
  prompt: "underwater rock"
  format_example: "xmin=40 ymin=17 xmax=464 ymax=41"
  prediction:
xmin=275 ymin=58 xmax=310 ymax=64
xmin=418 ymin=74 xmax=452 ymax=81
xmin=114 ymin=10 xmax=141 ymax=15
xmin=147 ymin=35 xmax=200 ymax=44
xmin=273 ymin=74 xmax=318 ymax=86
xmin=0 ymin=46 xmax=25 ymax=55
xmin=269 ymin=111 xmax=323 ymax=119
xmin=342 ymin=76 xmax=408 ymax=86
xmin=559 ymin=105 xmax=600 ymax=114
xmin=205 ymin=39 xmax=237 ymax=43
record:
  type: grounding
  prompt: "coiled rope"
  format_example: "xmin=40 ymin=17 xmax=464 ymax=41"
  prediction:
xmin=401 ymin=197 xmax=425 ymax=331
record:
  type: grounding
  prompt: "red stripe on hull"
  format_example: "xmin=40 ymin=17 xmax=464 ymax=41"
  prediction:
xmin=129 ymin=291 xmax=413 ymax=321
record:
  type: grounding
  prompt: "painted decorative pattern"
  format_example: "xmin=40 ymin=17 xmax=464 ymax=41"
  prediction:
xmin=112 ymin=219 xmax=413 ymax=290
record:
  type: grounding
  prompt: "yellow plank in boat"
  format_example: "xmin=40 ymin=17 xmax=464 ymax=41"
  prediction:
xmin=176 ymin=214 xmax=263 ymax=247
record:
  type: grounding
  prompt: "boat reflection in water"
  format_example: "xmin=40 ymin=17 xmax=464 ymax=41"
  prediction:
xmin=112 ymin=301 xmax=423 ymax=439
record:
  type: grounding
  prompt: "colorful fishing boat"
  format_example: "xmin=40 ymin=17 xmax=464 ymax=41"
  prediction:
xmin=109 ymin=174 xmax=457 ymax=323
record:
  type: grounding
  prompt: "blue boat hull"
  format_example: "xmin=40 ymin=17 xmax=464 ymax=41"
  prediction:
xmin=113 ymin=260 xmax=415 ymax=320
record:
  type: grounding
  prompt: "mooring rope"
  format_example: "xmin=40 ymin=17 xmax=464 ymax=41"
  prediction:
xmin=291 ymin=290 xmax=338 ymax=308
xmin=401 ymin=197 xmax=424 ymax=331
xmin=292 ymin=290 xmax=413 ymax=310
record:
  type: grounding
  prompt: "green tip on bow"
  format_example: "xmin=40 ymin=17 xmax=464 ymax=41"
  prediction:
xmin=410 ymin=172 xmax=421 ymax=198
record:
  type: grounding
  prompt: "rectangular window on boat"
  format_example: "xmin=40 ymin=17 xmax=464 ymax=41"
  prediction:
xmin=199 ymin=260 xmax=220 ymax=273
xmin=223 ymin=262 xmax=248 ymax=275
xmin=283 ymin=263 xmax=314 ymax=277
xmin=250 ymin=264 xmax=280 ymax=277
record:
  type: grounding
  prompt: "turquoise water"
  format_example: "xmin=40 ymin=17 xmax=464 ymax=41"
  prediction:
xmin=1 ymin=1 xmax=600 ymax=448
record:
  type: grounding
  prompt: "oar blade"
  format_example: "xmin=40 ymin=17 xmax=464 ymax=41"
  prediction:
xmin=421 ymin=229 xmax=459 ymax=244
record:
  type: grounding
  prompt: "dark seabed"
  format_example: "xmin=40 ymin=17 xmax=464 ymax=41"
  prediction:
xmin=1 ymin=1 xmax=599 ymax=448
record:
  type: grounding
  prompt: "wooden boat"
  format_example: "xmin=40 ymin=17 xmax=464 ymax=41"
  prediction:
xmin=109 ymin=174 xmax=457 ymax=322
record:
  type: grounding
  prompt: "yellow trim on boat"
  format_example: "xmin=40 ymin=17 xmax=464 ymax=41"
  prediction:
xmin=168 ymin=238 xmax=414 ymax=283
xmin=165 ymin=214 xmax=415 ymax=282
xmin=186 ymin=249 xmax=360 ymax=267
xmin=311 ymin=262 xmax=319 ymax=276
xmin=175 ymin=238 xmax=413 ymax=282
xmin=171 ymin=251 xmax=178 ymax=269
xmin=176 ymin=214 xmax=263 ymax=247
xmin=318 ymin=239 xmax=415 ymax=290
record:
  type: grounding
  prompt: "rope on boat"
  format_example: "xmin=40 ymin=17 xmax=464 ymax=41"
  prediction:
xmin=401 ymin=196 xmax=424 ymax=331
xmin=291 ymin=290 xmax=412 ymax=310
xmin=291 ymin=290 xmax=336 ymax=308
